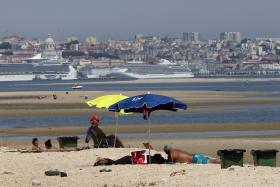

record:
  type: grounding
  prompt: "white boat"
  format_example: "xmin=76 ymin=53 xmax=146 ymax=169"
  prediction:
xmin=0 ymin=74 xmax=35 ymax=81
xmin=84 ymin=60 xmax=194 ymax=79
xmin=72 ymin=85 xmax=83 ymax=89
xmin=0 ymin=63 xmax=77 ymax=81
xmin=119 ymin=61 xmax=194 ymax=79
xmin=86 ymin=67 xmax=128 ymax=78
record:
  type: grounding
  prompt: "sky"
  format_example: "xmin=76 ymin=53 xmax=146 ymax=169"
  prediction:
xmin=0 ymin=0 xmax=279 ymax=41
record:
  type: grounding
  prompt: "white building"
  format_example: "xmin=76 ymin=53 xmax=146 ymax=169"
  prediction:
xmin=42 ymin=34 xmax=59 ymax=60
xmin=183 ymin=32 xmax=200 ymax=43
xmin=220 ymin=32 xmax=241 ymax=43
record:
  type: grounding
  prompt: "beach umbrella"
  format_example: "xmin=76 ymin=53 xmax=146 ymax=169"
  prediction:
xmin=108 ymin=93 xmax=187 ymax=162
xmin=86 ymin=94 xmax=129 ymax=147
xmin=86 ymin=94 xmax=129 ymax=115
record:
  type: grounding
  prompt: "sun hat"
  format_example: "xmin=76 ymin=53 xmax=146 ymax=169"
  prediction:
xmin=90 ymin=115 xmax=100 ymax=122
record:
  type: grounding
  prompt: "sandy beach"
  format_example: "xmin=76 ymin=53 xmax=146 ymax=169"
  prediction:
xmin=0 ymin=78 xmax=280 ymax=186
xmin=0 ymin=146 xmax=280 ymax=187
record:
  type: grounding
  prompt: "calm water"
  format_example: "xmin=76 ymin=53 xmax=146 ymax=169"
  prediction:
xmin=1 ymin=79 xmax=280 ymax=138
xmin=0 ymin=79 xmax=280 ymax=92
xmin=0 ymin=104 xmax=280 ymax=128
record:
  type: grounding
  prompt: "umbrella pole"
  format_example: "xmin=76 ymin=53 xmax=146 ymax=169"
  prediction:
xmin=148 ymin=117 xmax=151 ymax=164
xmin=114 ymin=113 xmax=119 ymax=148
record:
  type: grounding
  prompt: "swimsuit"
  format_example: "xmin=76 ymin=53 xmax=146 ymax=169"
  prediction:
xmin=191 ymin=153 xmax=209 ymax=164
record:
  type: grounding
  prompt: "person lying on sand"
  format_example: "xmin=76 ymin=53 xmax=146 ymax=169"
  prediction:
xmin=21 ymin=138 xmax=90 ymax=153
xmin=31 ymin=138 xmax=64 ymax=152
xmin=94 ymin=153 xmax=167 ymax=166
xmin=44 ymin=139 xmax=59 ymax=152
xmin=164 ymin=146 xmax=220 ymax=164
xmin=32 ymin=138 xmax=43 ymax=152
xmin=94 ymin=146 xmax=220 ymax=166
xmin=85 ymin=115 xmax=124 ymax=148
xmin=44 ymin=139 xmax=90 ymax=152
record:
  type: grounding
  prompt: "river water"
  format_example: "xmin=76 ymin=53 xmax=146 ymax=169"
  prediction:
xmin=1 ymin=79 xmax=280 ymax=138
xmin=0 ymin=79 xmax=280 ymax=92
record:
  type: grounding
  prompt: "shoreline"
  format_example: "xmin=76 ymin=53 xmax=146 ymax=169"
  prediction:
xmin=1 ymin=123 xmax=280 ymax=153
xmin=17 ymin=77 xmax=280 ymax=86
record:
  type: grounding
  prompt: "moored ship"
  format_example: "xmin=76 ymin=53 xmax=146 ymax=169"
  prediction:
xmin=83 ymin=60 xmax=194 ymax=79
xmin=0 ymin=63 xmax=77 ymax=81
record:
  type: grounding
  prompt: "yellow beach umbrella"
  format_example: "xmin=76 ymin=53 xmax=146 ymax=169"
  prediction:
xmin=86 ymin=94 xmax=129 ymax=147
xmin=86 ymin=94 xmax=129 ymax=114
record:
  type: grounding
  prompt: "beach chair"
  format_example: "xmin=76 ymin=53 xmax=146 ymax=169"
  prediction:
xmin=88 ymin=128 xmax=113 ymax=148
xmin=91 ymin=134 xmax=113 ymax=148
xmin=94 ymin=138 xmax=111 ymax=148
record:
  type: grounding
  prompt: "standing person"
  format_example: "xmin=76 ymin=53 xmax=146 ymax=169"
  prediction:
xmin=85 ymin=115 xmax=124 ymax=148
xmin=32 ymin=138 xmax=43 ymax=152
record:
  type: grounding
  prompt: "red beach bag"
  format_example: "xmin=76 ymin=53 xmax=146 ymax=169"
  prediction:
xmin=131 ymin=150 xmax=147 ymax=164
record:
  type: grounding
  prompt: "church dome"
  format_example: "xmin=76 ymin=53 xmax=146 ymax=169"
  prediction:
xmin=45 ymin=34 xmax=55 ymax=44
xmin=43 ymin=34 xmax=57 ymax=59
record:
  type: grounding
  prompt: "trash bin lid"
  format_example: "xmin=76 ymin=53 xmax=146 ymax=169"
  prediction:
xmin=251 ymin=149 xmax=279 ymax=155
xmin=57 ymin=136 xmax=79 ymax=140
xmin=217 ymin=149 xmax=246 ymax=156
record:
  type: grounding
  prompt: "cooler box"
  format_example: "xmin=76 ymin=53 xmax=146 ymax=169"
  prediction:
xmin=57 ymin=136 xmax=79 ymax=148
xmin=251 ymin=149 xmax=278 ymax=167
xmin=217 ymin=149 xmax=246 ymax=169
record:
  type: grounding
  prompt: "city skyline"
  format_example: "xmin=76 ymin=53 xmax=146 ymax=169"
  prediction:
xmin=0 ymin=0 xmax=280 ymax=40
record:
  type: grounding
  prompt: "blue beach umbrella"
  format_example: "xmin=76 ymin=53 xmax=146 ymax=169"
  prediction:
xmin=108 ymin=93 xmax=187 ymax=114
xmin=108 ymin=93 xmax=187 ymax=163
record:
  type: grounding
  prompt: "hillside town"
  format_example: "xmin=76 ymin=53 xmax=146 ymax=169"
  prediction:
xmin=1 ymin=32 xmax=280 ymax=80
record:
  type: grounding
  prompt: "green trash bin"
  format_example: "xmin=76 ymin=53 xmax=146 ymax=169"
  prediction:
xmin=57 ymin=136 xmax=79 ymax=148
xmin=217 ymin=149 xmax=246 ymax=169
xmin=251 ymin=149 xmax=278 ymax=167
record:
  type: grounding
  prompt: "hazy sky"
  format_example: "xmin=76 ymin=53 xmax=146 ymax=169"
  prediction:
xmin=0 ymin=0 xmax=279 ymax=41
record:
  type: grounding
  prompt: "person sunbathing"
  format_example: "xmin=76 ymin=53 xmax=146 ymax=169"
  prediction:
xmin=44 ymin=139 xmax=60 ymax=152
xmin=94 ymin=153 xmax=167 ymax=166
xmin=31 ymin=138 xmax=43 ymax=152
xmin=94 ymin=145 xmax=220 ymax=166
xmin=21 ymin=138 xmax=89 ymax=153
xmin=164 ymin=146 xmax=220 ymax=164
xmin=44 ymin=139 xmax=89 ymax=152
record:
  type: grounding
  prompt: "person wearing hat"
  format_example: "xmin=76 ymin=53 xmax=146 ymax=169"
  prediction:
xmin=85 ymin=115 xmax=124 ymax=148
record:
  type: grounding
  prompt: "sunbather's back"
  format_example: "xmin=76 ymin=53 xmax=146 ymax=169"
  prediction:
xmin=169 ymin=149 xmax=193 ymax=163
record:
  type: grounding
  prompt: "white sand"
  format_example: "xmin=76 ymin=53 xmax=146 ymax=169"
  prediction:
xmin=0 ymin=147 xmax=279 ymax=187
